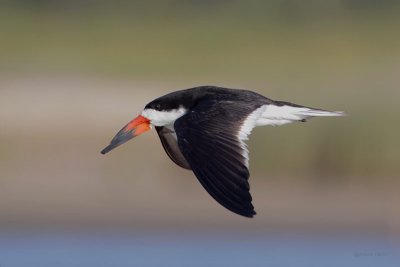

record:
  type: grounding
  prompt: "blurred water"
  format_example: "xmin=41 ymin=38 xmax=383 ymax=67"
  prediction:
xmin=0 ymin=231 xmax=398 ymax=267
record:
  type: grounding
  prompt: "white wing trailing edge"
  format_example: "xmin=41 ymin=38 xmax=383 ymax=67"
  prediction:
xmin=238 ymin=106 xmax=267 ymax=167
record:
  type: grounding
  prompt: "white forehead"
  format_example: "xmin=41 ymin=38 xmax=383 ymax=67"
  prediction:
xmin=141 ymin=106 xmax=187 ymax=126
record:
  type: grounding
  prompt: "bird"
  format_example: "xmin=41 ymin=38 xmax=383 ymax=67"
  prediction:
xmin=101 ymin=86 xmax=344 ymax=217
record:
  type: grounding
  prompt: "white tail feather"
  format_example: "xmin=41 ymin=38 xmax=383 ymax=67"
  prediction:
xmin=295 ymin=109 xmax=345 ymax=117
xmin=256 ymin=104 xmax=345 ymax=126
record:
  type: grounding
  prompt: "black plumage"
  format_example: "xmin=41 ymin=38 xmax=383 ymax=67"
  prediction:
xmin=102 ymin=86 xmax=344 ymax=217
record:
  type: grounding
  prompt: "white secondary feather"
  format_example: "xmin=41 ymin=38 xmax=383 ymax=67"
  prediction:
xmin=238 ymin=106 xmax=267 ymax=167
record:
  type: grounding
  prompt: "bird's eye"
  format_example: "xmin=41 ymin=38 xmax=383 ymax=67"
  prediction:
xmin=156 ymin=104 xmax=161 ymax=110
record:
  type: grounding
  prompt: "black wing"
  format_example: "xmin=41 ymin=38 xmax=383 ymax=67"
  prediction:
xmin=174 ymin=99 xmax=259 ymax=217
xmin=155 ymin=126 xmax=191 ymax=170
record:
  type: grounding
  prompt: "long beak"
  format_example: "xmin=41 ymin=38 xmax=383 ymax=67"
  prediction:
xmin=101 ymin=115 xmax=151 ymax=154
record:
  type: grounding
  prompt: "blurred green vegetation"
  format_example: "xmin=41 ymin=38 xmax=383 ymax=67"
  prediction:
xmin=1 ymin=0 xmax=399 ymax=183
xmin=1 ymin=0 xmax=399 ymax=78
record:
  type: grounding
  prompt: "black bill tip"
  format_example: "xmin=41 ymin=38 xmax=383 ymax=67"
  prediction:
xmin=101 ymin=115 xmax=150 ymax=156
xmin=101 ymin=145 xmax=114 ymax=155
xmin=101 ymin=128 xmax=135 ymax=155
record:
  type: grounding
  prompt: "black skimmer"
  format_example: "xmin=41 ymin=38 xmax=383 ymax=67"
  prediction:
xmin=101 ymin=86 xmax=344 ymax=217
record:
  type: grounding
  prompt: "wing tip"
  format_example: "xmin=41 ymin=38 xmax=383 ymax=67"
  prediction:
xmin=229 ymin=204 xmax=256 ymax=218
xmin=239 ymin=209 xmax=256 ymax=218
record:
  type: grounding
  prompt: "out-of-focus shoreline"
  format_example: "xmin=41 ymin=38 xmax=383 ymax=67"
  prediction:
xmin=1 ymin=77 xmax=399 ymax=234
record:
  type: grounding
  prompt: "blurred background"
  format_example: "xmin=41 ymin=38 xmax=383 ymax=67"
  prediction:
xmin=0 ymin=0 xmax=399 ymax=266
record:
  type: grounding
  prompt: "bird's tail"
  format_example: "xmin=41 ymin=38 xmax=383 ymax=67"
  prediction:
xmin=292 ymin=108 xmax=345 ymax=117
xmin=256 ymin=102 xmax=345 ymax=126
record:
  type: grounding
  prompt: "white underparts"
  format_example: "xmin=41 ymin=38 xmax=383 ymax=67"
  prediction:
xmin=141 ymin=107 xmax=187 ymax=127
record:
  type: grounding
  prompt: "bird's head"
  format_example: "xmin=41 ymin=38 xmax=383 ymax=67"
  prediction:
xmin=101 ymin=99 xmax=187 ymax=154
